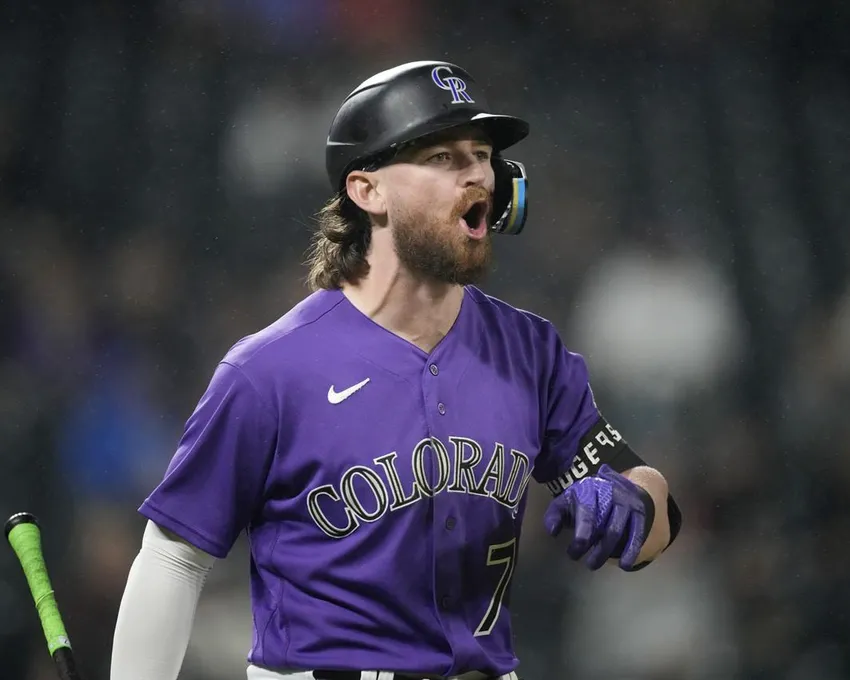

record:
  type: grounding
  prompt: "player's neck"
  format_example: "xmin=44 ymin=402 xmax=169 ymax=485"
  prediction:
xmin=341 ymin=255 xmax=464 ymax=354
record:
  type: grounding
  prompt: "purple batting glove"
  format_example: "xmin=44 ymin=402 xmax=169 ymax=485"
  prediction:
xmin=544 ymin=464 xmax=654 ymax=571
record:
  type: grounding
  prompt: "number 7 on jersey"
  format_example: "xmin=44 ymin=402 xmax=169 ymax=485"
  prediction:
xmin=474 ymin=537 xmax=518 ymax=636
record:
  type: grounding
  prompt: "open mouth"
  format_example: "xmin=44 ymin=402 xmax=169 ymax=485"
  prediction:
xmin=460 ymin=200 xmax=489 ymax=240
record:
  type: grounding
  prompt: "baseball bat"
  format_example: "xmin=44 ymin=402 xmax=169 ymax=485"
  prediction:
xmin=4 ymin=512 xmax=84 ymax=680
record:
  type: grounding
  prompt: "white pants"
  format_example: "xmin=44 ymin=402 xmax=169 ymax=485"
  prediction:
xmin=246 ymin=665 xmax=519 ymax=680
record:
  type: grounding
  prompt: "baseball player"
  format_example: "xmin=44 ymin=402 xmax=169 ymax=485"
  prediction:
xmin=110 ymin=61 xmax=682 ymax=680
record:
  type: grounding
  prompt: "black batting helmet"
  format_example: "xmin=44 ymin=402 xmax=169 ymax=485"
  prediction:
xmin=325 ymin=60 xmax=530 ymax=235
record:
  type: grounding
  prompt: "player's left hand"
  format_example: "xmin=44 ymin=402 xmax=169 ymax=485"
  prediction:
xmin=544 ymin=464 xmax=654 ymax=571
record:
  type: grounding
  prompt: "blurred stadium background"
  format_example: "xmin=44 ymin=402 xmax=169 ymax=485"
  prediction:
xmin=1 ymin=1 xmax=848 ymax=679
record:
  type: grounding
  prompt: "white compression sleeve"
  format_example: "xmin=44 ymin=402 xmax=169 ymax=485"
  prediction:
xmin=110 ymin=519 xmax=217 ymax=680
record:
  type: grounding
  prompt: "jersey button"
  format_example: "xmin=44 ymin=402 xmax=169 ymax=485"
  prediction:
xmin=440 ymin=595 xmax=452 ymax=610
xmin=445 ymin=517 xmax=456 ymax=530
xmin=438 ymin=402 xmax=446 ymax=415
xmin=429 ymin=364 xmax=439 ymax=376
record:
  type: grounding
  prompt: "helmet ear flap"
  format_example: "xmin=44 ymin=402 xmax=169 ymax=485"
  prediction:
xmin=490 ymin=158 xmax=528 ymax=235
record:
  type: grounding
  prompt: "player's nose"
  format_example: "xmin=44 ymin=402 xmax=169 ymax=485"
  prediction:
xmin=459 ymin=156 xmax=489 ymax=188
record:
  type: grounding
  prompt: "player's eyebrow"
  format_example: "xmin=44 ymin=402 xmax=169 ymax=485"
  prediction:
xmin=402 ymin=135 xmax=493 ymax=161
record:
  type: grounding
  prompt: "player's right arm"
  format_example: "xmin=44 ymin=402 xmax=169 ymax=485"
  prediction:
xmin=111 ymin=359 xmax=278 ymax=680
xmin=110 ymin=520 xmax=216 ymax=680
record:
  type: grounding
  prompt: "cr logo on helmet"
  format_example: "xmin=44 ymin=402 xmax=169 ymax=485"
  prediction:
xmin=431 ymin=66 xmax=475 ymax=104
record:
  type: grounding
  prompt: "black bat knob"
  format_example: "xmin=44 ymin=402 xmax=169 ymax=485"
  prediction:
xmin=4 ymin=512 xmax=40 ymax=540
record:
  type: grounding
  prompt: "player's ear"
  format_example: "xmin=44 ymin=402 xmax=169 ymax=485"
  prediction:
xmin=345 ymin=170 xmax=386 ymax=218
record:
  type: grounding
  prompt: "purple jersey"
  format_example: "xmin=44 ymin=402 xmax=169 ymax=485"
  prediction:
xmin=140 ymin=286 xmax=607 ymax=676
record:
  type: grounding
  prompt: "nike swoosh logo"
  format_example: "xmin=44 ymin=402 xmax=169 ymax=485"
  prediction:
xmin=327 ymin=378 xmax=371 ymax=404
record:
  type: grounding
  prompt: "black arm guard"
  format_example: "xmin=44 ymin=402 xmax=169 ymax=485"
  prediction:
xmin=546 ymin=416 xmax=684 ymax=567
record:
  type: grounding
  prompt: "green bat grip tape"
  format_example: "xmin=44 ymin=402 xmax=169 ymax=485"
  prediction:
xmin=7 ymin=522 xmax=72 ymax=655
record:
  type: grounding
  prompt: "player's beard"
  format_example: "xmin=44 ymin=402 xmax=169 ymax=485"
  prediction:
xmin=390 ymin=187 xmax=493 ymax=286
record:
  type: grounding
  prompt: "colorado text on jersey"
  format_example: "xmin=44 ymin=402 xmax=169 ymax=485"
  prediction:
xmin=306 ymin=436 xmax=532 ymax=538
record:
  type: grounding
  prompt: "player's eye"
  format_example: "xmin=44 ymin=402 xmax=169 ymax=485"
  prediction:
xmin=427 ymin=151 xmax=452 ymax=163
xmin=474 ymin=149 xmax=492 ymax=162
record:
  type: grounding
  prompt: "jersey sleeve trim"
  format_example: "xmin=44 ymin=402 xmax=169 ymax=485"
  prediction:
xmin=138 ymin=502 xmax=229 ymax=559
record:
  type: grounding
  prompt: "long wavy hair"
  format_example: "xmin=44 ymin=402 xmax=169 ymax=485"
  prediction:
xmin=305 ymin=193 xmax=372 ymax=291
